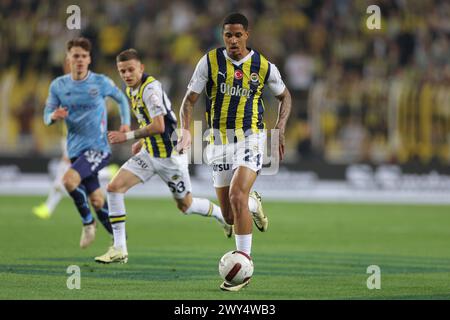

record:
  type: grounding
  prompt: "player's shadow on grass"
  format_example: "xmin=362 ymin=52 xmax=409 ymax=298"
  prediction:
xmin=9 ymin=251 xmax=450 ymax=280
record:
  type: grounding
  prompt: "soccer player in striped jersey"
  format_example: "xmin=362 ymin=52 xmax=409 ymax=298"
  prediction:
xmin=177 ymin=13 xmax=292 ymax=291
xmin=43 ymin=37 xmax=131 ymax=249
xmin=94 ymin=49 xmax=232 ymax=264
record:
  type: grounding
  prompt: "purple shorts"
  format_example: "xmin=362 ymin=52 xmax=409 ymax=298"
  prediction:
xmin=70 ymin=150 xmax=111 ymax=194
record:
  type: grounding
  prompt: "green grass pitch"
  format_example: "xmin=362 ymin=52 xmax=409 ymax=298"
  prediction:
xmin=1 ymin=195 xmax=450 ymax=299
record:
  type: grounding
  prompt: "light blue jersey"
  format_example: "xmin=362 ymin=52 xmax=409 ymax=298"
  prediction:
xmin=44 ymin=71 xmax=131 ymax=158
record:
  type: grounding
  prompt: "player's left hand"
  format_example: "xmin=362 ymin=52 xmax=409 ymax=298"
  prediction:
xmin=119 ymin=125 xmax=131 ymax=133
xmin=108 ymin=131 xmax=126 ymax=144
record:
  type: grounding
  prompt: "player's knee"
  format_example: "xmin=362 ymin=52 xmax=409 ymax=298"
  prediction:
xmin=90 ymin=195 xmax=104 ymax=210
xmin=229 ymin=189 xmax=246 ymax=212
xmin=63 ymin=174 xmax=78 ymax=192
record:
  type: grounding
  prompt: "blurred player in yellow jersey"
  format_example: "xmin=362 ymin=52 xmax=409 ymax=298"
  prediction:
xmin=177 ymin=13 xmax=292 ymax=291
xmin=95 ymin=49 xmax=232 ymax=264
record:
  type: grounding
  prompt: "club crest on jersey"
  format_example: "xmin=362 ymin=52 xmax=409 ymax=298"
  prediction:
xmin=89 ymin=88 xmax=99 ymax=97
xmin=250 ymin=73 xmax=259 ymax=84
xmin=234 ymin=69 xmax=243 ymax=80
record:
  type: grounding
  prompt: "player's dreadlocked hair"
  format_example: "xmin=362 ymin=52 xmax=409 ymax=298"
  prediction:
xmin=222 ymin=13 xmax=249 ymax=30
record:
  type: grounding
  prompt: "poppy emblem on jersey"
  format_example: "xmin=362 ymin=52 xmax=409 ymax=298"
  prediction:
xmin=89 ymin=88 xmax=99 ymax=97
xmin=234 ymin=69 xmax=243 ymax=80
xmin=250 ymin=73 xmax=259 ymax=83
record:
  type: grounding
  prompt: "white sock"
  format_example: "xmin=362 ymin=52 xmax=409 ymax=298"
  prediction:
xmin=107 ymin=192 xmax=128 ymax=254
xmin=185 ymin=198 xmax=227 ymax=225
xmin=235 ymin=234 xmax=252 ymax=256
xmin=248 ymin=196 xmax=258 ymax=213
xmin=45 ymin=186 xmax=63 ymax=214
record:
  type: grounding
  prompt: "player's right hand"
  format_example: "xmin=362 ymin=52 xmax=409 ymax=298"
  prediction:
xmin=51 ymin=107 xmax=68 ymax=121
xmin=131 ymin=140 xmax=143 ymax=155
xmin=176 ymin=129 xmax=191 ymax=154
xmin=108 ymin=131 xmax=126 ymax=144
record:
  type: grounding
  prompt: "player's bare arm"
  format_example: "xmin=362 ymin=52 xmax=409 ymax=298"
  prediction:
xmin=274 ymin=88 xmax=292 ymax=161
xmin=108 ymin=115 xmax=164 ymax=144
xmin=177 ymin=90 xmax=200 ymax=153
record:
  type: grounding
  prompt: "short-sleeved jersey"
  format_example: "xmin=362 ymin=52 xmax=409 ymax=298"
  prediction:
xmin=125 ymin=74 xmax=177 ymax=158
xmin=44 ymin=71 xmax=131 ymax=159
xmin=188 ymin=48 xmax=286 ymax=144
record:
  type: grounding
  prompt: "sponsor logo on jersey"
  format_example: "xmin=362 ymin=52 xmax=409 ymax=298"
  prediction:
xmin=131 ymin=156 xmax=149 ymax=169
xmin=213 ymin=164 xmax=231 ymax=172
xmin=220 ymin=82 xmax=252 ymax=98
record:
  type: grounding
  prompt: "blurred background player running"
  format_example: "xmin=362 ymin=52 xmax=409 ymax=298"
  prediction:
xmin=43 ymin=37 xmax=131 ymax=249
xmin=33 ymin=54 xmax=119 ymax=219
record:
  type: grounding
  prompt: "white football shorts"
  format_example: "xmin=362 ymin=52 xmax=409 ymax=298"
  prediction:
xmin=121 ymin=148 xmax=191 ymax=199
xmin=205 ymin=132 xmax=266 ymax=188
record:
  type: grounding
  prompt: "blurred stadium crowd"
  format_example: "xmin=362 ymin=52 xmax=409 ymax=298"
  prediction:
xmin=0 ymin=0 xmax=449 ymax=166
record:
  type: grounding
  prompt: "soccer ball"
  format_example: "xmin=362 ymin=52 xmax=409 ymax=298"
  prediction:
xmin=218 ymin=250 xmax=254 ymax=285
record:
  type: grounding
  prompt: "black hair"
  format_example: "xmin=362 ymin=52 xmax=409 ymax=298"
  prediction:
xmin=222 ymin=13 xmax=249 ymax=30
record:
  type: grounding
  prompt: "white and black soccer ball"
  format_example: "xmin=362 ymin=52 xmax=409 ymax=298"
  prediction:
xmin=218 ymin=250 xmax=254 ymax=285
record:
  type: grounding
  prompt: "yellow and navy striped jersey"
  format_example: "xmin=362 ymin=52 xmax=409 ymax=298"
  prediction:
xmin=205 ymin=47 xmax=271 ymax=144
xmin=125 ymin=74 xmax=177 ymax=158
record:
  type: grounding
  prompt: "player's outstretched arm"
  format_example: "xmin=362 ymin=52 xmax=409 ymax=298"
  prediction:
xmin=274 ymin=88 xmax=292 ymax=161
xmin=108 ymin=115 xmax=165 ymax=145
xmin=177 ymin=90 xmax=200 ymax=154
